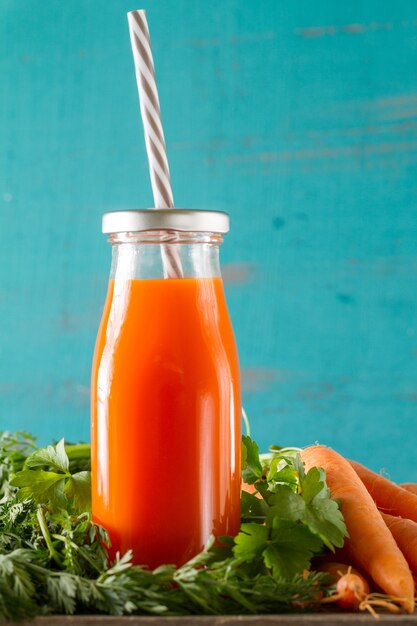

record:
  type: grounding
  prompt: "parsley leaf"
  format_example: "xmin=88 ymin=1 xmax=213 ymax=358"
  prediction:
xmin=0 ymin=432 xmax=37 ymax=502
xmin=11 ymin=470 xmax=67 ymax=509
xmin=234 ymin=522 xmax=269 ymax=562
xmin=65 ymin=472 xmax=92 ymax=513
xmin=11 ymin=439 xmax=91 ymax=514
xmin=241 ymin=436 xmax=263 ymax=484
xmin=300 ymin=466 xmax=347 ymax=549
xmin=264 ymin=521 xmax=323 ymax=579
xmin=233 ymin=520 xmax=323 ymax=580
xmin=267 ymin=485 xmax=306 ymax=522
xmin=241 ymin=490 xmax=268 ymax=521
xmin=259 ymin=450 xmax=348 ymax=552
xmin=267 ymin=460 xmax=298 ymax=492
xmin=25 ymin=439 xmax=69 ymax=473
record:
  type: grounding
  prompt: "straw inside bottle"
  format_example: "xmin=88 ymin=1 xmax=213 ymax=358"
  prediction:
xmin=127 ymin=9 xmax=183 ymax=278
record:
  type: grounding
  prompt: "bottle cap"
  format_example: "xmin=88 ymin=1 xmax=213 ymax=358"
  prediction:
xmin=102 ymin=209 xmax=230 ymax=234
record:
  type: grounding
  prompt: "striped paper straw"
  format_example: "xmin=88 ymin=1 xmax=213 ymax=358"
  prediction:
xmin=127 ymin=9 xmax=183 ymax=278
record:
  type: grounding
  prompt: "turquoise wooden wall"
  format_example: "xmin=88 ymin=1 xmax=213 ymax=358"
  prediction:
xmin=1 ymin=0 xmax=416 ymax=481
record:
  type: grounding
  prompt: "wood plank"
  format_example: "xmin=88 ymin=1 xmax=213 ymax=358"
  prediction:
xmin=10 ymin=615 xmax=417 ymax=626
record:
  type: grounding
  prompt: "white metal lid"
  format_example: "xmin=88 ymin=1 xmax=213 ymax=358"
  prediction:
xmin=102 ymin=209 xmax=230 ymax=234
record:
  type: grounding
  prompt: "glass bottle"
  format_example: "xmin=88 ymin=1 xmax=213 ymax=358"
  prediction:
xmin=91 ymin=209 xmax=241 ymax=568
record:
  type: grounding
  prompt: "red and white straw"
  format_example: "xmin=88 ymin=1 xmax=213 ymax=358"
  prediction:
xmin=127 ymin=9 xmax=183 ymax=278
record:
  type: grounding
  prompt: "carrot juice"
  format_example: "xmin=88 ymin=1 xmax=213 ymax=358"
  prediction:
xmin=91 ymin=275 xmax=241 ymax=568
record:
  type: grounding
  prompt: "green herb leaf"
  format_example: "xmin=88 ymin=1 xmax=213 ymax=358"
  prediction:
xmin=264 ymin=521 xmax=323 ymax=579
xmin=264 ymin=452 xmax=348 ymax=551
xmin=233 ymin=522 xmax=269 ymax=562
xmin=233 ymin=519 xmax=323 ymax=580
xmin=241 ymin=436 xmax=263 ymax=484
xmin=0 ymin=432 xmax=37 ymax=502
xmin=11 ymin=439 xmax=91 ymax=513
xmin=267 ymin=459 xmax=298 ymax=491
xmin=300 ymin=466 xmax=347 ymax=549
xmin=11 ymin=470 xmax=66 ymax=510
xmin=240 ymin=490 xmax=268 ymax=521
xmin=267 ymin=485 xmax=306 ymax=522
xmin=25 ymin=439 xmax=69 ymax=474
xmin=46 ymin=573 xmax=77 ymax=613
xmin=65 ymin=472 xmax=91 ymax=513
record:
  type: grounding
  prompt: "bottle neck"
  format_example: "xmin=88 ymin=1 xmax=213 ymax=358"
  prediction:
xmin=108 ymin=231 xmax=223 ymax=280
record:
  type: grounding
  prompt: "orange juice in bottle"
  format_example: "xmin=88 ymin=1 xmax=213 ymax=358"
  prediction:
xmin=91 ymin=209 xmax=241 ymax=568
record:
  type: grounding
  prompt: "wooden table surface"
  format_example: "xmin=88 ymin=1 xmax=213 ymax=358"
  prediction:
xmin=11 ymin=614 xmax=417 ymax=626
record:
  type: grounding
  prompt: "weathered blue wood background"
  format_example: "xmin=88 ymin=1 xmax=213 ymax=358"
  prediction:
xmin=1 ymin=0 xmax=416 ymax=481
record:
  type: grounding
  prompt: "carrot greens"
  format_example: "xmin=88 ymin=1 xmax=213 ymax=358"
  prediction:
xmin=0 ymin=431 xmax=346 ymax=619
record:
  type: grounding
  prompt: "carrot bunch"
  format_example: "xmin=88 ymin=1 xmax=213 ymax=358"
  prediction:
xmin=302 ymin=445 xmax=417 ymax=614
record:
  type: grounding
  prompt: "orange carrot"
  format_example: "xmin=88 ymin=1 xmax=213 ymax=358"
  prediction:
xmin=316 ymin=561 xmax=368 ymax=585
xmin=325 ymin=570 xmax=370 ymax=610
xmin=401 ymin=483 xmax=417 ymax=497
xmin=302 ymin=445 xmax=415 ymax=613
xmin=382 ymin=512 xmax=417 ymax=574
xmin=241 ymin=481 xmax=258 ymax=496
xmin=350 ymin=460 xmax=417 ymax=523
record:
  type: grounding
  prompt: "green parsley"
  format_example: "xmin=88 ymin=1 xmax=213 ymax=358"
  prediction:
xmin=0 ymin=431 xmax=346 ymax=619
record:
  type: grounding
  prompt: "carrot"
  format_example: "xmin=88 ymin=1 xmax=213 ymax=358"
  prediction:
xmin=316 ymin=561 xmax=368 ymax=585
xmin=320 ymin=565 xmax=402 ymax=615
xmin=401 ymin=483 xmax=417 ymax=497
xmin=241 ymin=481 xmax=258 ymax=496
xmin=322 ymin=569 xmax=370 ymax=610
xmin=382 ymin=512 xmax=417 ymax=574
xmin=350 ymin=460 xmax=417 ymax=523
xmin=302 ymin=445 xmax=415 ymax=613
